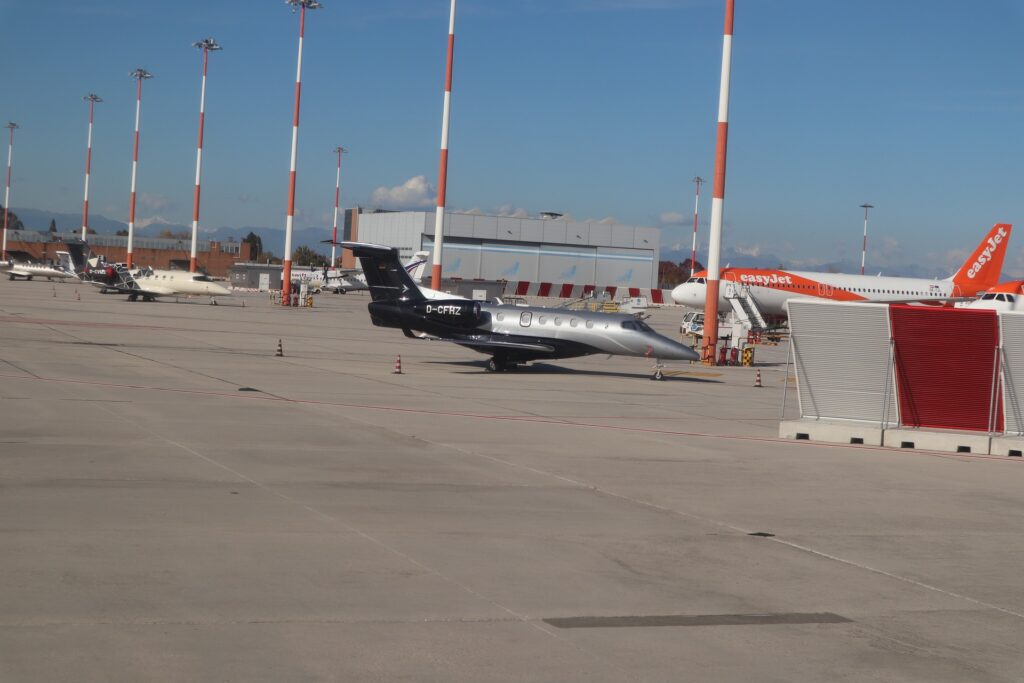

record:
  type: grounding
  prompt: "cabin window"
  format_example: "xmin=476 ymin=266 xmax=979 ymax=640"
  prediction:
xmin=519 ymin=312 xmax=532 ymax=327
xmin=554 ymin=317 xmax=562 ymax=326
xmin=570 ymin=318 xmax=578 ymax=328
xmin=585 ymin=320 xmax=594 ymax=329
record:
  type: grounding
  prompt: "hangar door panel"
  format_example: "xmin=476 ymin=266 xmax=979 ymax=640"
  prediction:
xmin=537 ymin=246 xmax=596 ymax=285
xmin=1000 ymin=313 xmax=1024 ymax=434
xmin=890 ymin=306 xmax=1002 ymax=432
xmin=788 ymin=301 xmax=897 ymax=424
xmin=480 ymin=243 xmax=538 ymax=282
xmin=422 ymin=239 xmax=481 ymax=279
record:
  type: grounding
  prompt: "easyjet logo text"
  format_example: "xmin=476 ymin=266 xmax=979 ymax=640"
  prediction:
xmin=967 ymin=226 xmax=1008 ymax=279
xmin=739 ymin=273 xmax=794 ymax=286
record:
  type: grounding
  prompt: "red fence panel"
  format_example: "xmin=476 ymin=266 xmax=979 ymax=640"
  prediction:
xmin=889 ymin=306 xmax=1002 ymax=432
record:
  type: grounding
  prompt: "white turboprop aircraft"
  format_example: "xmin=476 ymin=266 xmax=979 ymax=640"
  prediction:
xmin=671 ymin=223 xmax=1011 ymax=323
xmin=306 ymin=250 xmax=431 ymax=294
xmin=7 ymin=251 xmax=80 ymax=281
xmin=89 ymin=265 xmax=232 ymax=302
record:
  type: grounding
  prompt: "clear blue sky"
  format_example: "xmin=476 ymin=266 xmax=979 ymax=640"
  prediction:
xmin=3 ymin=0 xmax=1023 ymax=274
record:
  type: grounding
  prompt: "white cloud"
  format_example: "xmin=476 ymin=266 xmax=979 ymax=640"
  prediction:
xmin=658 ymin=211 xmax=686 ymax=225
xmin=494 ymin=204 xmax=530 ymax=218
xmin=370 ymin=176 xmax=436 ymax=210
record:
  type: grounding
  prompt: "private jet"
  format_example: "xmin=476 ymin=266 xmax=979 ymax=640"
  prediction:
xmin=87 ymin=264 xmax=231 ymax=302
xmin=7 ymin=251 xmax=80 ymax=281
xmin=339 ymin=241 xmax=699 ymax=378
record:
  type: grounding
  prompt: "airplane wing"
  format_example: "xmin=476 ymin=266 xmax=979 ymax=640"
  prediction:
xmin=440 ymin=337 xmax=557 ymax=353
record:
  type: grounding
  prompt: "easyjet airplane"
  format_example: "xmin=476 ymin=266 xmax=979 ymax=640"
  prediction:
xmin=671 ymin=223 xmax=1011 ymax=321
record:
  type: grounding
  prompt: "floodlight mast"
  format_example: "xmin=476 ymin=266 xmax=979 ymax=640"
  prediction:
xmin=2 ymin=122 xmax=18 ymax=261
xmin=331 ymin=146 xmax=347 ymax=267
xmin=281 ymin=0 xmax=323 ymax=305
xmin=690 ymin=176 xmax=704 ymax=277
xmin=859 ymin=202 xmax=874 ymax=275
xmin=126 ymin=68 xmax=152 ymax=269
xmin=701 ymin=0 xmax=735 ymax=363
xmin=81 ymin=95 xmax=102 ymax=240
xmin=190 ymin=38 xmax=222 ymax=273
xmin=430 ymin=0 xmax=457 ymax=290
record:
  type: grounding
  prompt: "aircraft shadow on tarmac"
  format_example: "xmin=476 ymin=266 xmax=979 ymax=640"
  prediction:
xmin=425 ymin=359 xmax=724 ymax=382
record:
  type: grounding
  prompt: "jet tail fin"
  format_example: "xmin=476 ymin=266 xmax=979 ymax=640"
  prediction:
xmin=340 ymin=242 xmax=426 ymax=302
xmin=63 ymin=239 xmax=89 ymax=275
xmin=949 ymin=223 xmax=1012 ymax=294
xmin=405 ymin=251 xmax=430 ymax=283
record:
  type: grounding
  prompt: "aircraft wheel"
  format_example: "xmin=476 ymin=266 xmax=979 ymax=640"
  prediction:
xmin=486 ymin=358 xmax=506 ymax=373
xmin=651 ymin=369 xmax=665 ymax=381
xmin=26 ymin=275 xmax=32 ymax=281
xmin=143 ymin=295 xmax=154 ymax=302
xmin=7 ymin=274 xmax=13 ymax=281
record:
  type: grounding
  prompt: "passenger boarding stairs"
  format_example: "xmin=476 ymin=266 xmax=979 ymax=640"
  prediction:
xmin=723 ymin=282 xmax=768 ymax=331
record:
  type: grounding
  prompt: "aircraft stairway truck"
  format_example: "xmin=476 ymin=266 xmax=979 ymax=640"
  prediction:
xmin=723 ymin=281 xmax=767 ymax=348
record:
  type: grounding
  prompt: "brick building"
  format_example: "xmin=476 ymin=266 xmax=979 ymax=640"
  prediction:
xmin=4 ymin=231 xmax=253 ymax=276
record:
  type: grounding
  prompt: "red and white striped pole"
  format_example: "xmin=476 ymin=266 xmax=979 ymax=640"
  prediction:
xmin=190 ymin=39 xmax=221 ymax=273
xmin=2 ymin=122 xmax=18 ymax=261
xmin=430 ymin=0 xmax=457 ymax=291
xmin=126 ymin=69 xmax=152 ymax=269
xmin=282 ymin=0 xmax=322 ymax=305
xmin=690 ymin=175 xmax=704 ymax=277
xmin=701 ymin=0 xmax=735 ymax=363
xmin=859 ymin=202 xmax=873 ymax=276
xmin=81 ymin=95 xmax=101 ymax=240
xmin=331 ymin=145 xmax=346 ymax=267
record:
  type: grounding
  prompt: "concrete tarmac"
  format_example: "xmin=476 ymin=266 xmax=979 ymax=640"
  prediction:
xmin=2 ymin=279 xmax=1023 ymax=682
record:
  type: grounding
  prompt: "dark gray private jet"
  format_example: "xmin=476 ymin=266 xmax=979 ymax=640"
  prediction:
xmin=340 ymin=241 xmax=700 ymax=378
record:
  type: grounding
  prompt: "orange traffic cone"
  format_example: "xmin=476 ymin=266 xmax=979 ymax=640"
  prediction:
xmin=754 ymin=369 xmax=762 ymax=388
xmin=275 ymin=339 xmax=284 ymax=357
xmin=75 ymin=289 xmax=80 ymax=301
xmin=393 ymin=355 xmax=403 ymax=374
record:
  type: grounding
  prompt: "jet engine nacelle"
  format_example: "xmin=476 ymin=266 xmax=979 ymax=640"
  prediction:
xmin=413 ymin=300 xmax=482 ymax=329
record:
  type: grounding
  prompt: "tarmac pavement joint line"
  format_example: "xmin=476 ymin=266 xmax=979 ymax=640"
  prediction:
xmin=83 ymin=401 xmax=651 ymax=683
xmin=3 ymin=371 xmax=1023 ymax=465
xmin=282 ymin=389 xmax=1024 ymax=628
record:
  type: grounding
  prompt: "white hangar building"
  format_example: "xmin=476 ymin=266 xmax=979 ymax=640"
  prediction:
xmin=349 ymin=210 xmax=660 ymax=290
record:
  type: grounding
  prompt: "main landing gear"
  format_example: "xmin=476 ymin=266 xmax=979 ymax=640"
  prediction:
xmin=485 ymin=357 xmax=519 ymax=373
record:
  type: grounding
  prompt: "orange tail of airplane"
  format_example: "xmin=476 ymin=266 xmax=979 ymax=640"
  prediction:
xmin=950 ymin=223 xmax=1012 ymax=294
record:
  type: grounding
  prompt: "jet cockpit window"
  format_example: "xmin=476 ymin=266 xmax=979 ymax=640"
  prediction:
xmin=982 ymin=293 xmax=997 ymax=300
xmin=621 ymin=320 xmax=638 ymax=331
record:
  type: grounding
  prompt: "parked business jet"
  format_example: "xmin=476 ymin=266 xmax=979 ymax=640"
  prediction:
xmin=7 ymin=251 xmax=80 ymax=281
xmin=340 ymin=241 xmax=699 ymax=377
xmin=671 ymin=223 xmax=1011 ymax=322
xmin=88 ymin=264 xmax=231 ymax=302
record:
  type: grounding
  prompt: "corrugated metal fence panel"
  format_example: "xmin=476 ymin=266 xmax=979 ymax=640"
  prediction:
xmin=999 ymin=312 xmax=1024 ymax=434
xmin=890 ymin=306 xmax=1002 ymax=432
xmin=788 ymin=301 xmax=897 ymax=423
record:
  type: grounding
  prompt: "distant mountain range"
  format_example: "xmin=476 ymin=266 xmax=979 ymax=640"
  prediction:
xmin=11 ymin=207 xmax=335 ymax=258
xmin=12 ymin=206 xmax=1020 ymax=281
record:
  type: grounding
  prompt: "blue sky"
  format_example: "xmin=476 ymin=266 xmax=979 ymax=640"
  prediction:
xmin=2 ymin=0 xmax=1023 ymax=274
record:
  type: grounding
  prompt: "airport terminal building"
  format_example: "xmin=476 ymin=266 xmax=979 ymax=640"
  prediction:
xmin=349 ymin=210 xmax=660 ymax=291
